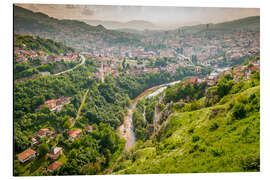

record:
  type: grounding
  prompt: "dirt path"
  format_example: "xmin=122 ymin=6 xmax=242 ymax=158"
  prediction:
xmin=70 ymin=88 xmax=89 ymax=128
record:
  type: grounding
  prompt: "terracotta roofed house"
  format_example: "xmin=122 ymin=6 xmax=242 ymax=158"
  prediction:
xmin=189 ymin=77 xmax=198 ymax=84
xmin=47 ymin=161 xmax=62 ymax=172
xmin=47 ymin=147 xmax=63 ymax=160
xmin=68 ymin=129 xmax=82 ymax=142
xmin=85 ymin=125 xmax=93 ymax=133
xmin=224 ymin=71 xmax=233 ymax=77
xmin=37 ymin=128 xmax=51 ymax=138
xmin=18 ymin=148 xmax=36 ymax=163
xmin=249 ymin=65 xmax=260 ymax=73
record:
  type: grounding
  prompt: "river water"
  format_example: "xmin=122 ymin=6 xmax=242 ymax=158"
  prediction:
xmin=119 ymin=80 xmax=181 ymax=151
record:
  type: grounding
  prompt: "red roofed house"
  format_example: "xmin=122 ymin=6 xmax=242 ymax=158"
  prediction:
xmin=85 ymin=125 xmax=93 ymax=133
xmin=18 ymin=148 xmax=36 ymax=163
xmin=189 ymin=77 xmax=198 ymax=84
xmin=224 ymin=71 xmax=233 ymax=77
xmin=37 ymin=128 xmax=52 ymax=138
xmin=234 ymin=71 xmax=245 ymax=81
xmin=47 ymin=147 xmax=63 ymax=160
xmin=68 ymin=129 xmax=82 ymax=142
xmin=249 ymin=65 xmax=260 ymax=73
xmin=47 ymin=161 xmax=62 ymax=172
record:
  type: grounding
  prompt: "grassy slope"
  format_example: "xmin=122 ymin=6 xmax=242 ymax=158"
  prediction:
xmin=114 ymin=86 xmax=260 ymax=174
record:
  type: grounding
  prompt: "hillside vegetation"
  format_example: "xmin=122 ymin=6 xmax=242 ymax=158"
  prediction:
xmin=113 ymin=73 xmax=260 ymax=174
xmin=14 ymin=34 xmax=79 ymax=80
xmin=14 ymin=5 xmax=142 ymax=51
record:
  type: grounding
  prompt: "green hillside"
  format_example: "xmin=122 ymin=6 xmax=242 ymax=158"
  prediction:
xmin=14 ymin=5 xmax=142 ymax=51
xmin=113 ymin=75 xmax=260 ymax=174
xmin=14 ymin=34 xmax=74 ymax=55
xmin=14 ymin=34 xmax=79 ymax=80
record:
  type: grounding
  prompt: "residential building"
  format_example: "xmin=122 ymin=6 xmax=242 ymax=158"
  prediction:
xmin=68 ymin=129 xmax=82 ymax=142
xmin=47 ymin=161 xmax=62 ymax=172
xmin=17 ymin=148 xmax=36 ymax=163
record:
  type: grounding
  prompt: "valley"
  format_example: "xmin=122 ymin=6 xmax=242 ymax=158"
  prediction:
xmin=13 ymin=4 xmax=260 ymax=176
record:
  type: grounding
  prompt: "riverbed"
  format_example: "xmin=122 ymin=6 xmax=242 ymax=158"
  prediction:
xmin=119 ymin=80 xmax=181 ymax=151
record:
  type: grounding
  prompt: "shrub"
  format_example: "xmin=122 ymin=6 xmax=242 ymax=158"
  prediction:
xmin=192 ymin=135 xmax=200 ymax=143
xmin=241 ymin=154 xmax=260 ymax=171
xmin=188 ymin=127 xmax=194 ymax=134
xmin=209 ymin=122 xmax=219 ymax=132
xmin=232 ymin=103 xmax=246 ymax=119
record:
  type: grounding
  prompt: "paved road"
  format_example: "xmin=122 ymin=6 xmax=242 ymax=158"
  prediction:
xmin=55 ymin=54 xmax=85 ymax=76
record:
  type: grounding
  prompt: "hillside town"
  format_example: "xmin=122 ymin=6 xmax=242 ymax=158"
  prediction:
xmin=14 ymin=47 xmax=80 ymax=64
xmin=13 ymin=5 xmax=260 ymax=176
xmin=184 ymin=57 xmax=260 ymax=86
xmin=83 ymin=29 xmax=259 ymax=67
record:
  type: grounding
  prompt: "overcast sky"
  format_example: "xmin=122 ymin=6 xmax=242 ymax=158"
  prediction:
xmin=16 ymin=4 xmax=259 ymax=28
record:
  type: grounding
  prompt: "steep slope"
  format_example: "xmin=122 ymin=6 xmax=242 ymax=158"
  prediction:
xmin=14 ymin=5 xmax=142 ymax=51
xmin=14 ymin=34 xmax=79 ymax=80
xmin=113 ymin=77 xmax=260 ymax=174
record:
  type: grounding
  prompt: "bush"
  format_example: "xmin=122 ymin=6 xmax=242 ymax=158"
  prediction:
xmin=192 ymin=135 xmax=200 ymax=143
xmin=232 ymin=103 xmax=246 ymax=119
xmin=209 ymin=122 xmax=219 ymax=132
xmin=241 ymin=154 xmax=260 ymax=171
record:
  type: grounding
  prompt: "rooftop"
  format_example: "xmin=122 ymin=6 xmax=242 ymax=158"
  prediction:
xmin=18 ymin=148 xmax=36 ymax=161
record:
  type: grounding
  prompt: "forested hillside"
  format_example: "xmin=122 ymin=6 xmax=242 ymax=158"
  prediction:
xmin=113 ymin=68 xmax=260 ymax=174
xmin=14 ymin=5 xmax=142 ymax=51
xmin=14 ymin=34 xmax=80 ymax=80
xmin=13 ymin=5 xmax=260 ymax=176
xmin=14 ymin=50 xmax=207 ymax=175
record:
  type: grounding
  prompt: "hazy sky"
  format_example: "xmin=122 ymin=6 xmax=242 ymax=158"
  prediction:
xmin=16 ymin=4 xmax=259 ymax=28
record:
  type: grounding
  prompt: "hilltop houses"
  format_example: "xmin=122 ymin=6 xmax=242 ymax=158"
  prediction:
xmin=17 ymin=148 xmax=37 ymax=163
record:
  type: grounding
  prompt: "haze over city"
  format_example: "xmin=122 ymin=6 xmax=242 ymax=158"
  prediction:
xmin=16 ymin=4 xmax=259 ymax=29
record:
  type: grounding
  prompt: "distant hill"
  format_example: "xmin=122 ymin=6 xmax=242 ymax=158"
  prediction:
xmin=83 ymin=19 xmax=159 ymax=30
xmin=14 ymin=5 xmax=142 ymax=51
xmin=177 ymin=16 xmax=260 ymax=35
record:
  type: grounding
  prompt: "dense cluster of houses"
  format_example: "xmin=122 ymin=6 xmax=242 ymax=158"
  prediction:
xmin=184 ymin=58 xmax=260 ymax=86
xmin=36 ymin=97 xmax=70 ymax=112
xmin=81 ymin=29 xmax=259 ymax=70
xmin=14 ymin=47 xmax=80 ymax=64
xmin=17 ymin=124 xmax=94 ymax=172
xmin=86 ymin=53 xmax=194 ymax=82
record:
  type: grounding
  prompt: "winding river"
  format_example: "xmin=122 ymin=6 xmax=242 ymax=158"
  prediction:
xmin=119 ymin=80 xmax=181 ymax=151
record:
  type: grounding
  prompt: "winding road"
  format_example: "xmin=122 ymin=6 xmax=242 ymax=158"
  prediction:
xmin=55 ymin=54 xmax=86 ymax=76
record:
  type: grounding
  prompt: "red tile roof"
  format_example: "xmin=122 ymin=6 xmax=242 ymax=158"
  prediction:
xmin=85 ymin=126 xmax=93 ymax=132
xmin=68 ymin=129 xmax=82 ymax=138
xmin=38 ymin=128 xmax=50 ymax=136
xmin=47 ymin=161 xmax=62 ymax=171
xmin=189 ymin=77 xmax=197 ymax=84
xmin=18 ymin=148 xmax=36 ymax=161
xmin=250 ymin=66 xmax=259 ymax=72
xmin=224 ymin=71 xmax=232 ymax=76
